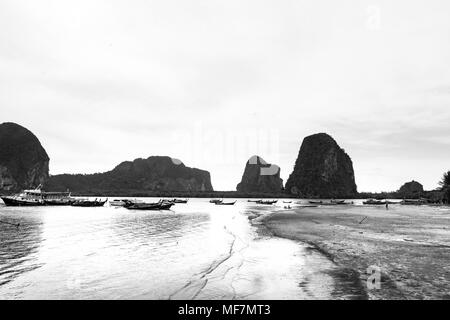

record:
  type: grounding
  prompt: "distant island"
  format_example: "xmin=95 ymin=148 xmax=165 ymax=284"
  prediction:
xmin=0 ymin=122 xmax=448 ymax=203
xmin=46 ymin=156 xmax=213 ymax=194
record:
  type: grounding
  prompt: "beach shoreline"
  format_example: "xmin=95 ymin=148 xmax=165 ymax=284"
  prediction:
xmin=261 ymin=205 xmax=450 ymax=300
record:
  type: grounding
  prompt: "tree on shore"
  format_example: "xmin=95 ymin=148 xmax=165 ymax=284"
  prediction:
xmin=439 ymin=171 xmax=450 ymax=204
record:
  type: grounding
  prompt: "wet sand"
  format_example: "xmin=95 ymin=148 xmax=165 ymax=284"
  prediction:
xmin=262 ymin=204 xmax=450 ymax=300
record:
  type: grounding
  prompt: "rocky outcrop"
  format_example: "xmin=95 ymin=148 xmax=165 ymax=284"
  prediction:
xmin=398 ymin=181 xmax=424 ymax=198
xmin=285 ymin=133 xmax=357 ymax=198
xmin=46 ymin=156 xmax=213 ymax=193
xmin=236 ymin=156 xmax=283 ymax=193
xmin=0 ymin=122 xmax=49 ymax=192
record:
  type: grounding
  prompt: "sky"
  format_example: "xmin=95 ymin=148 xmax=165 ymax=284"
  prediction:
xmin=1 ymin=0 xmax=450 ymax=192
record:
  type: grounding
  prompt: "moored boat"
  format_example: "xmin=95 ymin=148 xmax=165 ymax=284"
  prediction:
xmin=1 ymin=195 xmax=44 ymax=206
xmin=110 ymin=199 xmax=127 ymax=207
xmin=256 ymin=200 xmax=278 ymax=205
xmin=126 ymin=203 xmax=161 ymax=210
xmin=0 ymin=186 xmax=45 ymax=206
xmin=1 ymin=185 xmax=78 ymax=207
xmin=401 ymin=199 xmax=426 ymax=206
xmin=210 ymin=199 xmax=223 ymax=204
xmin=43 ymin=192 xmax=75 ymax=206
xmin=125 ymin=200 xmax=175 ymax=210
xmin=308 ymin=200 xmax=323 ymax=205
xmin=363 ymin=199 xmax=386 ymax=205
xmin=71 ymin=198 xmax=107 ymax=207
xmin=159 ymin=201 xmax=175 ymax=210
xmin=169 ymin=198 xmax=188 ymax=204
xmin=215 ymin=200 xmax=236 ymax=205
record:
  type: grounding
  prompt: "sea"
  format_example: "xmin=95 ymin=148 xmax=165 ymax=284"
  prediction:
xmin=0 ymin=198 xmax=366 ymax=300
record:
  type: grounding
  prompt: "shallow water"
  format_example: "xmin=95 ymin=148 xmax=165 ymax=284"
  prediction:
xmin=0 ymin=198 xmax=364 ymax=300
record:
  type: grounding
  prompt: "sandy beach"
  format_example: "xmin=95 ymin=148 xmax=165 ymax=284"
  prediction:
xmin=262 ymin=204 xmax=450 ymax=300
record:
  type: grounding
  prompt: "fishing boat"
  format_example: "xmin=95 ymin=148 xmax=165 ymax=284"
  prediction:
xmin=110 ymin=199 xmax=127 ymax=207
xmin=126 ymin=202 xmax=161 ymax=210
xmin=169 ymin=199 xmax=188 ymax=204
xmin=256 ymin=200 xmax=278 ymax=205
xmin=126 ymin=200 xmax=175 ymax=210
xmin=120 ymin=199 xmax=145 ymax=208
xmin=159 ymin=201 xmax=175 ymax=210
xmin=0 ymin=186 xmax=45 ymax=206
xmin=363 ymin=199 xmax=386 ymax=205
xmin=1 ymin=194 xmax=44 ymax=206
xmin=401 ymin=199 xmax=426 ymax=206
xmin=1 ymin=185 xmax=78 ymax=207
xmin=215 ymin=200 xmax=236 ymax=205
xmin=43 ymin=192 xmax=75 ymax=206
xmin=71 ymin=198 xmax=107 ymax=207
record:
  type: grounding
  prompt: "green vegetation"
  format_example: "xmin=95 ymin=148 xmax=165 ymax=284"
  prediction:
xmin=439 ymin=171 xmax=450 ymax=204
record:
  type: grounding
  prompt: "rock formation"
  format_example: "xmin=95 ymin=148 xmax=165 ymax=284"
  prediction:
xmin=46 ymin=156 xmax=213 ymax=193
xmin=236 ymin=156 xmax=283 ymax=193
xmin=398 ymin=181 xmax=424 ymax=198
xmin=0 ymin=122 xmax=49 ymax=192
xmin=285 ymin=133 xmax=357 ymax=198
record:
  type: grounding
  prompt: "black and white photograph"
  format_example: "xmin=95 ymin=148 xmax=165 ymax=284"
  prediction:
xmin=1 ymin=0 xmax=449 ymax=308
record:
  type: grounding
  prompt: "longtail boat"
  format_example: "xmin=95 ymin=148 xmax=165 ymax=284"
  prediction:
xmin=169 ymin=199 xmax=188 ymax=204
xmin=256 ymin=200 xmax=278 ymax=205
xmin=215 ymin=200 xmax=236 ymax=205
xmin=71 ymin=198 xmax=107 ymax=207
xmin=126 ymin=200 xmax=175 ymax=210
xmin=363 ymin=199 xmax=386 ymax=205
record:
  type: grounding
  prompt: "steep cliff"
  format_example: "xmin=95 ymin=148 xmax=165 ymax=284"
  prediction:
xmin=236 ymin=156 xmax=283 ymax=193
xmin=46 ymin=156 xmax=213 ymax=193
xmin=0 ymin=122 xmax=49 ymax=191
xmin=285 ymin=133 xmax=357 ymax=198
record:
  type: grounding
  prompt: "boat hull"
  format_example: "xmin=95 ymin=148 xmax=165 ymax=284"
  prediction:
xmin=44 ymin=199 xmax=74 ymax=206
xmin=1 ymin=196 xmax=44 ymax=206
xmin=126 ymin=202 xmax=174 ymax=210
xmin=256 ymin=200 xmax=278 ymax=205
xmin=170 ymin=199 xmax=188 ymax=204
xmin=71 ymin=200 xmax=107 ymax=207
xmin=215 ymin=201 xmax=236 ymax=205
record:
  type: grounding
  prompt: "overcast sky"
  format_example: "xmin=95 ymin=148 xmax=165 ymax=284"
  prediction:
xmin=1 ymin=0 xmax=450 ymax=192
